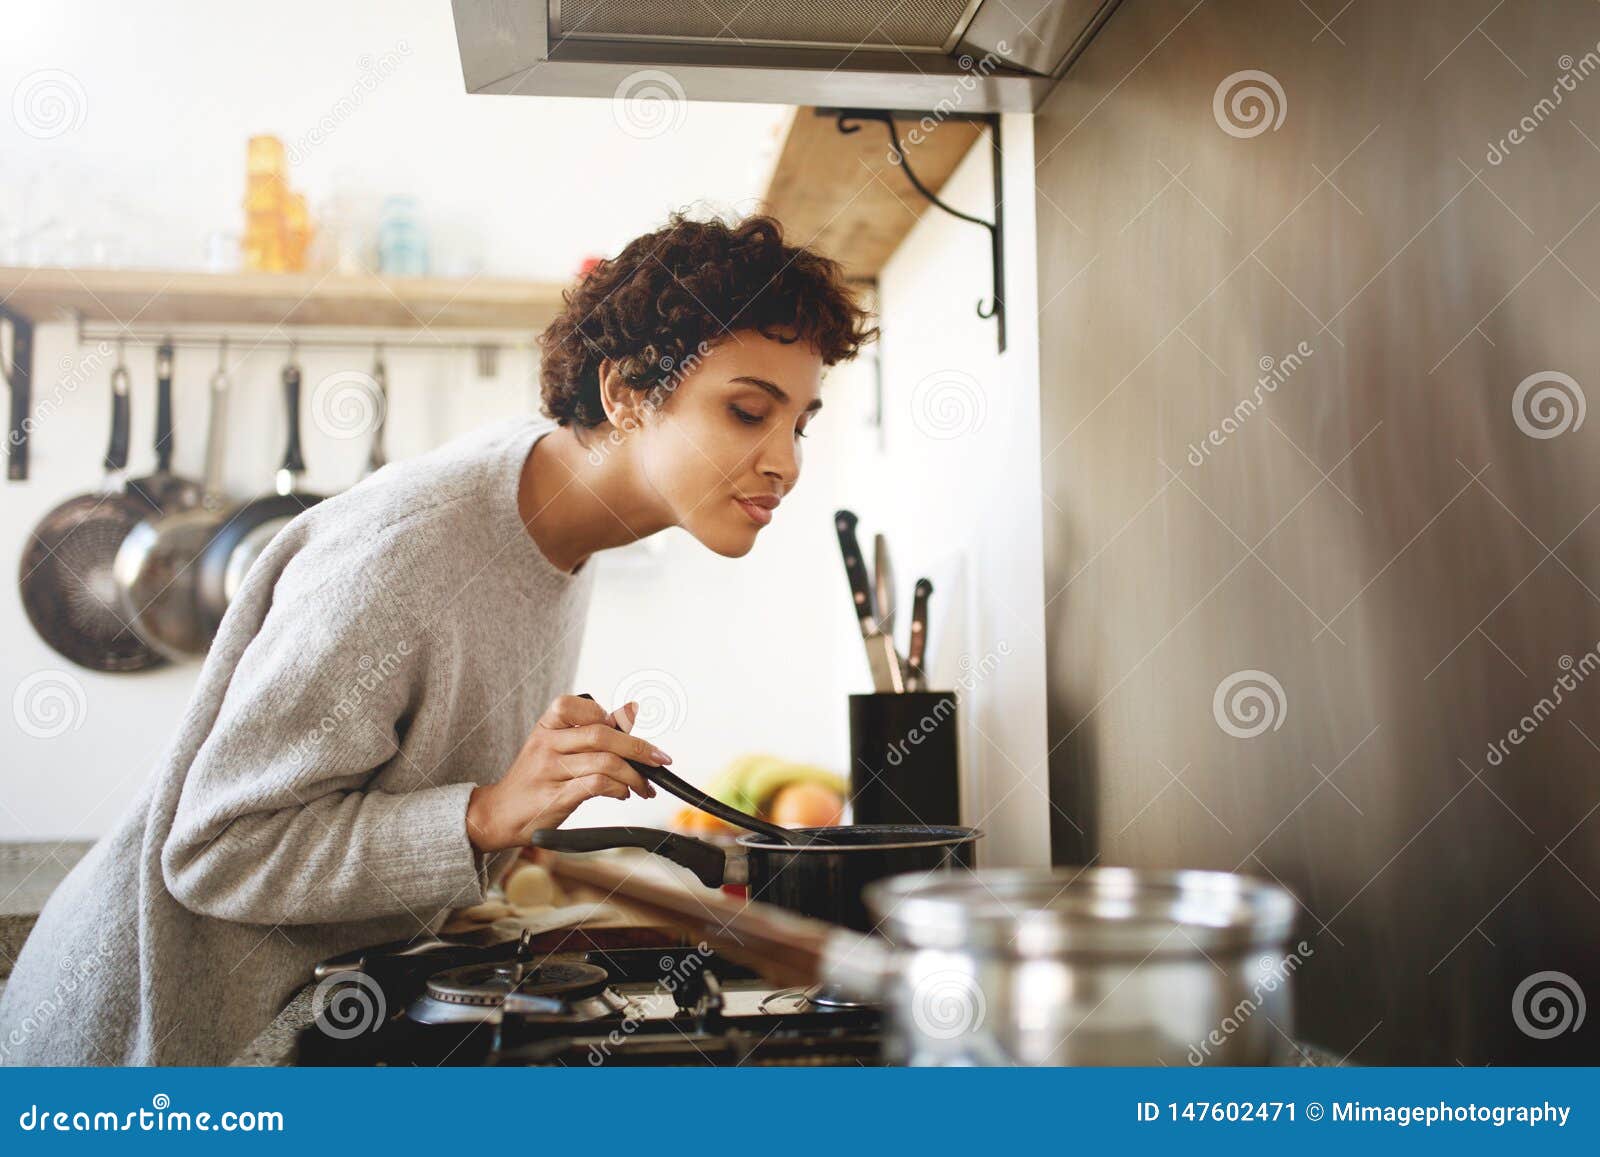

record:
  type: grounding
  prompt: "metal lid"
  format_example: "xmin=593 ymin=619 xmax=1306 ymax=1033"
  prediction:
xmin=736 ymin=824 xmax=982 ymax=853
xmin=863 ymin=868 xmax=1298 ymax=958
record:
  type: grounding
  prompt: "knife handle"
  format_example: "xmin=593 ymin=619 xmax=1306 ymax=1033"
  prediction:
xmin=834 ymin=509 xmax=876 ymax=632
xmin=907 ymin=578 xmax=933 ymax=690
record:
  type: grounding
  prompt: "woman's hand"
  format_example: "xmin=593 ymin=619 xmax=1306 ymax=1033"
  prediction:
xmin=465 ymin=694 xmax=671 ymax=853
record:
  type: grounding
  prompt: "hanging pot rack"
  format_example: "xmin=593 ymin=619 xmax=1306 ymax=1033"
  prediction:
xmin=71 ymin=318 xmax=535 ymax=356
xmin=0 ymin=264 xmax=567 ymax=480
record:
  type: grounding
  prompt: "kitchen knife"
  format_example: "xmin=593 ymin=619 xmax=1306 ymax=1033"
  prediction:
xmin=907 ymin=578 xmax=933 ymax=691
xmin=835 ymin=511 xmax=903 ymax=693
xmin=873 ymin=532 xmax=909 ymax=690
xmin=873 ymin=533 xmax=896 ymax=640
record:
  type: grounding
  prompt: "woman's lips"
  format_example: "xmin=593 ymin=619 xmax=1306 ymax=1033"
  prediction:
xmin=735 ymin=496 xmax=776 ymax=527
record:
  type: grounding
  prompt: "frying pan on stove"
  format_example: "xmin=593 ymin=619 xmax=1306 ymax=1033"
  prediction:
xmin=527 ymin=695 xmax=981 ymax=931
xmin=530 ymin=823 xmax=980 ymax=932
xmin=195 ymin=359 xmax=327 ymax=641
xmin=18 ymin=365 xmax=166 ymax=672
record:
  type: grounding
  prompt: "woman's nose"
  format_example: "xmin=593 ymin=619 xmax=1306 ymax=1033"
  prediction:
xmin=757 ymin=430 xmax=800 ymax=489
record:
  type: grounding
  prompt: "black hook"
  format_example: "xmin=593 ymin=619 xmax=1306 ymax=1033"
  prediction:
xmin=828 ymin=108 xmax=1006 ymax=353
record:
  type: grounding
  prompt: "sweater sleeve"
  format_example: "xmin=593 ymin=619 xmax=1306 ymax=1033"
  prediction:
xmin=161 ymin=556 xmax=492 ymax=927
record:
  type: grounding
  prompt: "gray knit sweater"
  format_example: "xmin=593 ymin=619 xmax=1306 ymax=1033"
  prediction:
xmin=0 ymin=415 xmax=594 ymax=1065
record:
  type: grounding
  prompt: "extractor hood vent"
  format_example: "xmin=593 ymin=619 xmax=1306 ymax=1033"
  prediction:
xmin=451 ymin=0 xmax=1123 ymax=113
xmin=553 ymin=0 xmax=975 ymax=52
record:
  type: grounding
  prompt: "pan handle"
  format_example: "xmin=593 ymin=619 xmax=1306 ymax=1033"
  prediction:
xmin=575 ymin=692 xmax=798 ymax=845
xmin=278 ymin=361 xmax=306 ymax=489
xmin=201 ymin=368 xmax=230 ymax=505
xmin=526 ymin=826 xmax=727 ymax=889
xmin=154 ymin=341 xmax=175 ymax=473
xmin=105 ymin=366 xmax=132 ymax=474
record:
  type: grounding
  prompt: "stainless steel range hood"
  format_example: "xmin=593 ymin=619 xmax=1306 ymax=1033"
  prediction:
xmin=449 ymin=0 xmax=1123 ymax=112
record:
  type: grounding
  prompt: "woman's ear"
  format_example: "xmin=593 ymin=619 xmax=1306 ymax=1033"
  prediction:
xmin=596 ymin=358 xmax=647 ymax=432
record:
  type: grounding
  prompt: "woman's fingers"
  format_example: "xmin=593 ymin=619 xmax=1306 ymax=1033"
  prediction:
xmin=608 ymin=702 xmax=639 ymax=733
xmin=556 ymin=751 xmax=655 ymax=798
xmin=552 ymin=722 xmax=671 ymax=767
xmin=538 ymin=694 xmax=610 ymax=730
xmin=566 ymin=773 xmax=631 ymax=804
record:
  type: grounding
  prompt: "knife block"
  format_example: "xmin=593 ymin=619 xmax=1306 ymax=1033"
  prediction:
xmin=848 ymin=692 xmax=961 ymax=827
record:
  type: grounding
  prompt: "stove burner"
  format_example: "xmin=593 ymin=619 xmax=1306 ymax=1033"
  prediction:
xmin=758 ymin=985 xmax=876 ymax=1013
xmin=301 ymin=932 xmax=887 ymax=1066
xmin=425 ymin=960 xmax=611 ymax=1007
xmin=758 ymin=987 xmax=816 ymax=1015
xmin=806 ymin=984 xmax=873 ymax=1009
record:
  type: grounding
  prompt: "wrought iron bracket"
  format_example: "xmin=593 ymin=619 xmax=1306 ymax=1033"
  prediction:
xmin=1 ymin=305 xmax=34 ymax=481
xmin=830 ymin=108 xmax=1006 ymax=353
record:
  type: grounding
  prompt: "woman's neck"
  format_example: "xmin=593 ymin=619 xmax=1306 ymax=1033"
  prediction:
xmin=516 ymin=423 xmax=671 ymax=574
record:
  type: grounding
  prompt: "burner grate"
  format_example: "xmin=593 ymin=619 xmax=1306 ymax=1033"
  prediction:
xmin=424 ymin=960 xmax=611 ymax=1007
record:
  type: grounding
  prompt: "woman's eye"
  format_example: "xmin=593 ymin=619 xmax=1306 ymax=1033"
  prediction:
xmin=730 ymin=405 xmax=763 ymax=425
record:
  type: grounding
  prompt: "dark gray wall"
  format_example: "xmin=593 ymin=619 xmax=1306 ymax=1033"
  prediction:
xmin=1035 ymin=0 xmax=1600 ymax=1063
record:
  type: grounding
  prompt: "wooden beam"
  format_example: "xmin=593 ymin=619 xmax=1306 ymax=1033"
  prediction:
xmin=760 ymin=108 xmax=984 ymax=281
xmin=0 ymin=266 xmax=567 ymax=332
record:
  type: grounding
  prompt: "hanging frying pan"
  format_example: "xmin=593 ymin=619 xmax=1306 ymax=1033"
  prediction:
xmin=18 ymin=364 xmax=166 ymax=672
xmin=113 ymin=361 xmax=233 ymax=659
xmin=196 ymin=358 xmax=327 ymax=641
xmin=126 ymin=340 xmax=202 ymax=514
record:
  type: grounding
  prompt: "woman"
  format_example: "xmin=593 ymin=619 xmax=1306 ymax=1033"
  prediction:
xmin=0 ymin=212 xmax=874 ymax=1066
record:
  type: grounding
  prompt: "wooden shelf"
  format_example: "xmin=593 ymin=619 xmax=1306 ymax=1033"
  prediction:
xmin=759 ymin=108 xmax=985 ymax=281
xmin=0 ymin=266 xmax=568 ymax=332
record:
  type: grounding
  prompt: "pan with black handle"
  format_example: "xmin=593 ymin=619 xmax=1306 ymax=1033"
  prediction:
xmin=195 ymin=359 xmax=327 ymax=641
xmin=113 ymin=365 xmax=233 ymax=659
xmin=18 ymin=365 xmax=166 ymax=672
xmin=126 ymin=341 xmax=202 ymax=514
xmin=527 ymin=694 xmax=980 ymax=930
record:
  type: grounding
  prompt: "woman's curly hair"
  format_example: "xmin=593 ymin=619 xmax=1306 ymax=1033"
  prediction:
xmin=538 ymin=212 xmax=876 ymax=427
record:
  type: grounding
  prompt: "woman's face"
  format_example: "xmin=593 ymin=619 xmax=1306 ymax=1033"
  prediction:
xmin=615 ymin=328 xmax=825 ymax=557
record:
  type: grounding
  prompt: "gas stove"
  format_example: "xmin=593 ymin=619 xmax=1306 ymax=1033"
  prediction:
xmin=294 ymin=928 xmax=883 ymax=1067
